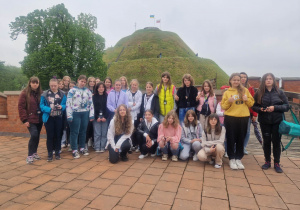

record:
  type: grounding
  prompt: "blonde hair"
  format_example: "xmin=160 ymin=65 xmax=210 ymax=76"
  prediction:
xmin=120 ymin=76 xmax=128 ymax=89
xmin=162 ymin=110 xmax=179 ymax=128
xmin=201 ymin=80 xmax=214 ymax=97
xmin=114 ymin=104 xmax=132 ymax=135
xmin=130 ymin=79 xmax=139 ymax=87
xmin=63 ymin=76 xmax=71 ymax=82
xmin=228 ymin=73 xmax=245 ymax=99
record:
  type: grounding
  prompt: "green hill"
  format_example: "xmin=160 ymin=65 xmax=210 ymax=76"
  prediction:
xmin=104 ymin=27 xmax=228 ymax=88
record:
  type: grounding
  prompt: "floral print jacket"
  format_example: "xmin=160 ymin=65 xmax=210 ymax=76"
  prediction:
xmin=66 ymin=86 xmax=94 ymax=121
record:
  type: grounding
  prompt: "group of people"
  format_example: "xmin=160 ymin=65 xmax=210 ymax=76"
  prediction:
xmin=18 ymin=71 xmax=289 ymax=173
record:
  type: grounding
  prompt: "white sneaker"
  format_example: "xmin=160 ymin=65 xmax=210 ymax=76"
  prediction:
xmin=150 ymin=153 xmax=156 ymax=157
xmin=193 ymin=154 xmax=198 ymax=161
xmin=139 ymin=154 xmax=148 ymax=159
xmin=135 ymin=148 xmax=140 ymax=153
xmin=162 ymin=154 xmax=168 ymax=161
xmin=229 ymin=159 xmax=238 ymax=170
xmin=172 ymin=155 xmax=178 ymax=162
xmin=88 ymin=139 xmax=92 ymax=147
xmin=100 ymin=150 xmax=105 ymax=153
xmin=224 ymin=152 xmax=228 ymax=158
xmin=95 ymin=150 xmax=101 ymax=153
xmin=208 ymin=160 xmax=214 ymax=165
xmin=214 ymin=164 xmax=222 ymax=169
xmin=235 ymin=159 xmax=245 ymax=170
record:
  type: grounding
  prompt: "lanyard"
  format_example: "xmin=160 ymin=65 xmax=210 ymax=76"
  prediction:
xmin=115 ymin=92 xmax=120 ymax=108
xmin=185 ymin=87 xmax=191 ymax=99
xmin=144 ymin=94 xmax=153 ymax=110
xmin=147 ymin=121 xmax=152 ymax=130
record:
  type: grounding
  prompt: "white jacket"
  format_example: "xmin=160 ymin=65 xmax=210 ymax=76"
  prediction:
xmin=126 ymin=90 xmax=143 ymax=120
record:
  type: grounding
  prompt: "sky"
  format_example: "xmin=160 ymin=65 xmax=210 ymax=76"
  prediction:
xmin=1 ymin=0 xmax=299 ymax=78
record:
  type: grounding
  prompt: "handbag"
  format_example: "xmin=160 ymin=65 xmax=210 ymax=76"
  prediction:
xmin=200 ymin=96 xmax=211 ymax=116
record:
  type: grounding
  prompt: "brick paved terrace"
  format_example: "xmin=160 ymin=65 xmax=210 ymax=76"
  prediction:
xmin=0 ymin=135 xmax=299 ymax=210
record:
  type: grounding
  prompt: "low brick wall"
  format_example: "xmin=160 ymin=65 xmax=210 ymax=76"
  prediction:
xmin=0 ymin=91 xmax=46 ymax=135
xmin=282 ymin=77 xmax=300 ymax=93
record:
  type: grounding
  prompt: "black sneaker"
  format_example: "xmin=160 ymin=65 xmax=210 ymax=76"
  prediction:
xmin=274 ymin=163 xmax=283 ymax=173
xmin=72 ymin=151 xmax=80 ymax=159
xmin=47 ymin=155 xmax=53 ymax=162
xmin=261 ymin=161 xmax=271 ymax=170
xmin=121 ymin=155 xmax=128 ymax=162
xmin=55 ymin=154 xmax=61 ymax=160
xmin=80 ymin=150 xmax=89 ymax=156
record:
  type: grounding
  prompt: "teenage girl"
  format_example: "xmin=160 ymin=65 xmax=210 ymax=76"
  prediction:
xmin=87 ymin=77 xmax=96 ymax=94
xmin=120 ymin=76 xmax=129 ymax=92
xmin=104 ymin=77 xmax=114 ymax=94
xmin=95 ymin=77 xmax=101 ymax=84
xmin=252 ymin=73 xmax=289 ymax=173
xmin=154 ymin=72 xmax=177 ymax=122
xmin=196 ymin=80 xmax=217 ymax=130
xmin=221 ymin=73 xmax=254 ymax=170
xmin=139 ymin=82 xmax=160 ymax=121
xmin=66 ymin=75 xmax=94 ymax=159
xmin=86 ymin=76 xmax=96 ymax=149
xmin=18 ymin=76 xmax=43 ymax=164
xmin=197 ymin=114 xmax=226 ymax=169
xmin=179 ymin=110 xmax=202 ymax=161
xmin=175 ymin=74 xmax=198 ymax=124
xmin=157 ymin=110 xmax=182 ymax=161
xmin=107 ymin=104 xmax=133 ymax=163
xmin=62 ymin=76 xmax=71 ymax=93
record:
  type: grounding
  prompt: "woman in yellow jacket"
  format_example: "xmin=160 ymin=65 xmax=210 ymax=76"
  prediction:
xmin=221 ymin=73 xmax=254 ymax=170
xmin=154 ymin=72 xmax=177 ymax=123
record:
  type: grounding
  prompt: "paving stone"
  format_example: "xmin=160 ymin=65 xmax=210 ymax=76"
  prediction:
xmin=27 ymin=174 xmax=55 ymax=185
xmin=204 ymin=170 xmax=225 ymax=180
xmin=88 ymin=195 xmax=120 ymax=210
xmin=101 ymin=170 xmax=123 ymax=180
xmin=119 ymin=192 xmax=148 ymax=208
xmin=246 ymin=175 xmax=272 ymax=186
xmin=227 ymin=185 xmax=254 ymax=198
xmin=130 ymin=182 xmax=155 ymax=195
xmin=164 ymin=166 xmax=185 ymax=175
xmin=38 ymin=163 xmax=58 ymax=170
xmin=72 ymin=186 xmax=102 ymax=201
xmin=12 ymin=189 xmax=48 ymax=205
xmin=7 ymin=183 xmax=38 ymax=194
xmin=88 ymin=177 xmax=114 ymax=189
xmin=226 ymin=176 xmax=249 ymax=187
xmin=1 ymin=201 xmax=28 ymax=209
xmin=0 ymin=176 xmax=30 ymax=187
xmin=286 ymin=204 xmax=300 ymax=210
xmin=155 ymin=180 xmax=179 ymax=193
xmin=113 ymin=205 xmax=139 ymax=210
xmin=114 ymin=175 xmax=138 ymax=186
xmin=54 ymin=197 xmax=90 ymax=210
xmin=0 ymin=192 xmax=19 ymax=205
xmin=148 ymin=190 xmax=176 ymax=205
xmin=179 ymin=179 xmax=202 ymax=190
xmin=250 ymin=184 xmax=278 ymax=196
xmin=175 ymin=187 xmax=201 ymax=202
xmin=109 ymin=164 xmax=131 ymax=172
xmin=201 ymin=197 xmax=229 ymax=210
xmin=144 ymin=167 xmax=165 ymax=176
xmin=182 ymin=171 xmax=203 ymax=181
xmin=142 ymin=202 xmax=171 ymax=210
xmin=229 ymin=194 xmax=259 ymax=209
xmin=52 ymin=173 xmax=78 ymax=182
xmin=185 ymin=165 xmax=204 ymax=173
xmin=172 ymin=198 xmax=201 ymax=210
xmin=266 ymin=174 xmax=294 ymax=184
xmin=123 ymin=168 xmax=145 ymax=177
xmin=272 ymin=182 xmax=300 ymax=194
xmin=203 ymin=177 xmax=226 ymax=188
xmin=160 ymin=173 xmax=182 ymax=183
xmin=278 ymin=191 xmax=300 ymax=205
xmin=44 ymin=189 xmax=75 ymax=203
xmin=44 ymin=167 xmax=69 ymax=176
xmin=202 ymin=185 xmax=228 ymax=200
xmin=102 ymin=184 xmax=131 ymax=197
xmin=255 ymin=194 xmax=288 ymax=209
xmin=150 ymin=161 xmax=169 ymax=169
xmin=61 ymin=179 xmax=90 ymax=191
xmin=130 ymin=163 xmax=151 ymax=170
xmin=21 ymin=169 xmax=46 ymax=178
xmin=138 ymin=174 xmax=161 ymax=185
xmin=77 ymin=171 xmax=101 ymax=181
xmin=36 ymin=181 xmax=65 ymax=193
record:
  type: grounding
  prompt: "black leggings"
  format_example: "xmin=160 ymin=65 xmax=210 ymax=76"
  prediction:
xmin=260 ymin=123 xmax=281 ymax=163
xmin=108 ymin=139 xmax=131 ymax=164
xmin=27 ymin=122 xmax=43 ymax=156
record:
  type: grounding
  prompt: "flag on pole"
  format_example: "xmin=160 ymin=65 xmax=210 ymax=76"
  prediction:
xmin=156 ymin=19 xmax=161 ymax=23
xmin=150 ymin=15 xmax=155 ymax=18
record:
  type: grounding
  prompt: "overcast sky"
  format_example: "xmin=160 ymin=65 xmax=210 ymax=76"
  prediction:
xmin=1 ymin=0 xmax=299 ymax=78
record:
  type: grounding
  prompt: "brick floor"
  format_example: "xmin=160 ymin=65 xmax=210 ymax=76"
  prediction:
xmin=0 ymin=135 xmax=300 ymax=209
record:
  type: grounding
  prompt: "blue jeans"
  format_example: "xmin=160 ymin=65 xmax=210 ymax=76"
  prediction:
xmin=161 ymin=142 xmax=180 ymax=156
xmin=93 ymin=120 xmax=108 ymax=150
xmin=243 ymin=117 xmax=251 ymax=150
xmin=179 ymin=107 xmax=195 ymax=125
xmin=68 ymin=112 xmax=89 ymax=151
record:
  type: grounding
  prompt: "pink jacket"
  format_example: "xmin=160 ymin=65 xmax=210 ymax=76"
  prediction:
xmin=197 ymin=93 xmax=217 ymax=113
xmin=157 ymin=123 xmax=182 ymax=144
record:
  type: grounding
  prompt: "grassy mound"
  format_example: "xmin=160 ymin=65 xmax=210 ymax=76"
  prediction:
xmin=104 ymin=28 xmax=228 ymax=89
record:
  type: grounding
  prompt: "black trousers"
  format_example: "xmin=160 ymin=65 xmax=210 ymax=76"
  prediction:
xmin=260 ymin=123 xmax=281 ymax=163
xmin=131 ymin=119 xmax=140 ymax=147
xmin=224 ymin=115 xmax=249 ymax=160
xmin=108 ymin=138 xmax=131 ymax=164
xmin=45 ymin=116 xmax=63 ymax=155
xmin=139 ymin=136 xmax=158 ymax=155
xmin=27 ymin=122 xmax=43 ymax=156
xmin=85 ymin=121 xmax=94 ymax=143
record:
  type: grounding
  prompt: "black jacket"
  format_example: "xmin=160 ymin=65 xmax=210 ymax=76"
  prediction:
xmin=137 ymin=120 xmax=160 ymax=143
xmin=252 ymin=88 xmax=289 ymax=125
xmin=93 ymin=94 xmax=108 ymax=120
xmin=176 ymin=86 xmax=198 ymax=108
xmin=138 ymin=94 xmax=160 ymax=120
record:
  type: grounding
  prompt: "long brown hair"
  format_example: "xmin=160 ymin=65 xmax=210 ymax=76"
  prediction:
xmin=23 ymin=76 xmax=42 ymax=112
xmin=228 ymin=73 xmax=245 ymax=99
xmin=114 ymin=104 xmax=132 ymax=135
xmin=184 ymin=110 xmax=198 ymax=127
xmin=157 ymin=71 xmax=172 ymax=94
xmin=240 ymin=72 xmax=250 ymax=88
xmin=162 ymin=110 xmax=179 ymax=128
xmin=256 ymin=73 xmax=279 ymax=104
xmin=201 ymin=80 xmax=214 ymax=97
xmin=182 ymin=74 xmax=194 ymax=87
xmin=206 ymin=114 xmax=222 ymax=135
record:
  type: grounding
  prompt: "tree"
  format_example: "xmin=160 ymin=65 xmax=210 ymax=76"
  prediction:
xmin=9 ymin=3 xmax=107 ymax=88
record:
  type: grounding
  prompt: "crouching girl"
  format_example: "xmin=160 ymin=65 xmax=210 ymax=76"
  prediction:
xmin=137 ymin=110 xmax=160 ymax=159
xmin=179 ymin=110 xmax=203 ymax=161
xmin=197 ymin=114 xmax=226 ymax=168
xmin=157 ymin=110 xmax=182 ymax=161
xmin=107 ymin=104 xmax=133 ymax=163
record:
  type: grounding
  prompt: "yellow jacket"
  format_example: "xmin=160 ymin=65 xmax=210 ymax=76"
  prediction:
xmin=221 ymin=87 xmax=254 ymax=117
xmin=157 ymin=84 xmax=175 ymax=116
